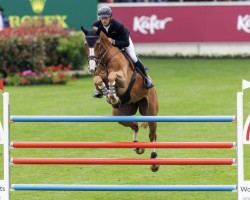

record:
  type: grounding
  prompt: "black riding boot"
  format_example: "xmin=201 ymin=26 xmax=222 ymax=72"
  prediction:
xmin=92 ymin=90 xmax=103 ymax=98
xmin=134 ymin=60 xmax=154 ymax=89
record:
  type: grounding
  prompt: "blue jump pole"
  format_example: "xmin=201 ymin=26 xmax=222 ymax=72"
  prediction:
xmin=12 ymin=184 xmax=237 ymax=191
xmin=10 ymin=116 xmax=236 ymax=122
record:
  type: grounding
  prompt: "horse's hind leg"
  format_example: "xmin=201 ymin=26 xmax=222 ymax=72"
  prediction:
xmin=112 ymin=104 xmax=145 ymax=154
xmin=139 ymin=89 xmax=159 ymax=172
xmin=132 ymin=128 xmax=145 ymax=155
xmin=148 ymin=122 xmax=159 ymax=172
xmin=116 ymin=122 xmax=144 ymax=154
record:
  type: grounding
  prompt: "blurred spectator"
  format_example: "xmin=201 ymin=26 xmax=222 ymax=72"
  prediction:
xmin=0 ymin=6 xmax=9 ymax=31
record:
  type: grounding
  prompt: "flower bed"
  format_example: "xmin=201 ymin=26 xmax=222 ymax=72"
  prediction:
xmin=0 ymin=17 xmax=86 ymax=84
xmin=5 ymin=65 xmax=73 ymax=86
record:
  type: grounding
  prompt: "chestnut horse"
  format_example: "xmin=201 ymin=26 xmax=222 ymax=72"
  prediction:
xmin=81 ymin=27 xmax=159 ymax=172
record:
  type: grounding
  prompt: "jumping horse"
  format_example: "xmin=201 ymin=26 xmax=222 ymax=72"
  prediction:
xmin=81 ymin=27 xmax=159 ymax=172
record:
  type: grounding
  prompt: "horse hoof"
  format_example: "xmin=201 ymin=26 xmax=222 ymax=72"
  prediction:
xmin=150 ymin=152 xmax=158 ymax=159
xmin=150 ymin=165 xmax=160 ymax=172
xmin=134 ymin=148 xmax=145 ymax=154
xmin=106 ymin=97 xmax=112 ymax=104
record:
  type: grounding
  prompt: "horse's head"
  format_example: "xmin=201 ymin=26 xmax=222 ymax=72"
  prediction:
xmin=81 ymin=26 xmax=100 ymax=73
xmin=81 ymin=26 xmax=111 ymax=74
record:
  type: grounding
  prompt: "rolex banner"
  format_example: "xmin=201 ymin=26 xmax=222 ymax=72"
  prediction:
xmin=1 ymin=0 xmax=98 ymax=30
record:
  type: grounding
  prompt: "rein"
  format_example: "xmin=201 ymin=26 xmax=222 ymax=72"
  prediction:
xmin=102 ymin=49 xmax=122 ymax=69
xmin=97 ymin=44 xmax=122 ymax=70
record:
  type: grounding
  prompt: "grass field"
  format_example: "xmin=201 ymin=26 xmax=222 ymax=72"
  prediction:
xmin=1 ymin=58 xmax=250 ymax=200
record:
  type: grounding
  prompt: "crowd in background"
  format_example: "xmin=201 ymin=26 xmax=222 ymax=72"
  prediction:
xmin=99 ymin=0 xmax=249 ymax=2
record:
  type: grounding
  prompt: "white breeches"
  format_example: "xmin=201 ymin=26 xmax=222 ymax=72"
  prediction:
xmin=125 ymin=37 xmax=138 ymax=63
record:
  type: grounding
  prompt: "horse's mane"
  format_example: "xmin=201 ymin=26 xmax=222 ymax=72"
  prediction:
xmin=99 ymin=31 xmax=113 ymax=50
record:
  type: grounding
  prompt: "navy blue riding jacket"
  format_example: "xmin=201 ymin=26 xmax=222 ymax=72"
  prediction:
xmin=92 ymin=19 xmax=130 ymax=49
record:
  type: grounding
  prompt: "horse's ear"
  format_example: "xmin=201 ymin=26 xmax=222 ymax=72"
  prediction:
xmin=81 ymin=26 xmax=88 ymax=35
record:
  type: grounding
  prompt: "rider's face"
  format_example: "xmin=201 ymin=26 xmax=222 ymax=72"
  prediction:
xmin=100 ymin=17 xmax=111 ymax=27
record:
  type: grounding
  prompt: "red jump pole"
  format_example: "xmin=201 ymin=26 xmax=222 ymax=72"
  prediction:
xmin=11 ymin=158 xmax=235 ymax=165
xmin=11 ymin=142 xmax=236 ymax=149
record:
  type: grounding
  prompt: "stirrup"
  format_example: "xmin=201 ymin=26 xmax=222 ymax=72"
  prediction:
xmin=92 ymin=91 xmax=103 ymax=98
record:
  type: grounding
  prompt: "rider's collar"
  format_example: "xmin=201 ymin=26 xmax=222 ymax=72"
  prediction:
xmin=104 ymin=24 xmax=110 ymax=32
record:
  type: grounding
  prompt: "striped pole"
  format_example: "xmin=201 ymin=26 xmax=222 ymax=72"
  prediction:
xmin=11 ymin=142 xmax=236 ymax=149
xmin=12 ymin=184 xmax=237 ymax=191
xmin=10 ymin=115 xmax=236 ymax=122
xmin=11 ymin=158 xmax=235 ymax=165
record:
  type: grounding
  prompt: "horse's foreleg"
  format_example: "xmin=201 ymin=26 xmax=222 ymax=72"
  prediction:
xmin=115 ymin=71 xmax=126 ymax=88
xmin=93 ymin=76 xmax=111 ymax=104
xmin=93 ymin=76 xmax=107 ymax=95
xmin=108 ymin=72 xmax=120 ymax=106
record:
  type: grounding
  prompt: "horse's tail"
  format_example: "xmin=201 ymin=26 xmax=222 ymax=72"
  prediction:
xmin=141 ymin=122 xmax=149 ymax=129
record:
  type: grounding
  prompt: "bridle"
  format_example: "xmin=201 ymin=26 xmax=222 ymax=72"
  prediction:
xmin=85 ymin=36 xmax=100 ymax=65
xmin=86 ymin=36 xmax=121 ymax=71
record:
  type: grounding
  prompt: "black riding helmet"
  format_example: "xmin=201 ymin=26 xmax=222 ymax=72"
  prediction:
xmin=98 ymin=6 xmax=112 ymax=19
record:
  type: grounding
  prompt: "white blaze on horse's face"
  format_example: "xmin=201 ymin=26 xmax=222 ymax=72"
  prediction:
xmin=88 ymin=48 xmax=97 ymax=74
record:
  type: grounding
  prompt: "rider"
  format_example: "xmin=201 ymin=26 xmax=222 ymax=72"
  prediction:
xmin=91 ymin=6 xmax=154 ymax=98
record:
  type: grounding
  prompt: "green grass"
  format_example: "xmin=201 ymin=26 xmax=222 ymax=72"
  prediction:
xmin=1 ymin=58 xmax=250 ymax=200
